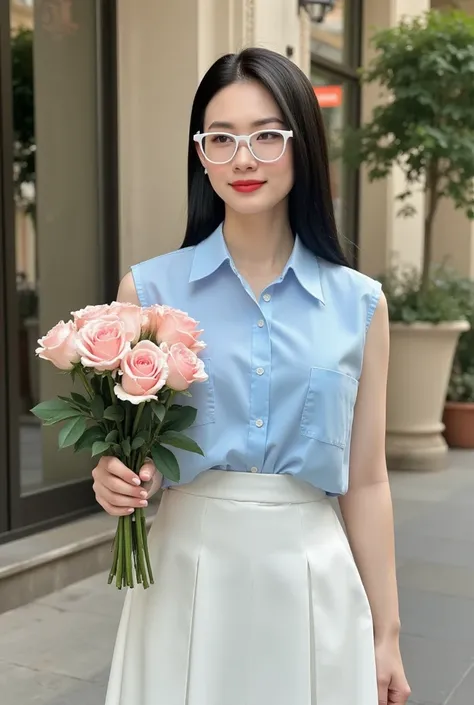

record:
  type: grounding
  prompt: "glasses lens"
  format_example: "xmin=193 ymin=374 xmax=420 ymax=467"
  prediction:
xmin=250 ymin=131 xmax=285 ymax=161
xmin=202 ymin=133 xmax=236 ymax=163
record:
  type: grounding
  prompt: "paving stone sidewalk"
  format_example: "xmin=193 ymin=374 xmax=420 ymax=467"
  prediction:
xmin=0 ymin=450 xmax=473 ymax=705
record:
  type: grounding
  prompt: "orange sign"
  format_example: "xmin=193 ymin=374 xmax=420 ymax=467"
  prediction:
xmin=314 ymin=85 xmax=343 ymax=108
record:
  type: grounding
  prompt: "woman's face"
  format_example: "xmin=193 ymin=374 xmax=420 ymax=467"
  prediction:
xmin=197 ymin=80 xmax=294 ymax=216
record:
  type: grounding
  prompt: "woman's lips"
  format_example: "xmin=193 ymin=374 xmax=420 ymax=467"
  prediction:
xmin=230 ymin=181 xmax=265 ymax=193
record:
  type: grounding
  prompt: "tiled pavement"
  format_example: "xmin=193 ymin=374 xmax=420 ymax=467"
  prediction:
xmin=0 ymin=450 xmax=473 ymax=705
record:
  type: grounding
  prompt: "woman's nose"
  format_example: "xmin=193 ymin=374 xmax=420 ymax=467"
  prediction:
xmin=233 ymin=139 xmax=257 ymax=169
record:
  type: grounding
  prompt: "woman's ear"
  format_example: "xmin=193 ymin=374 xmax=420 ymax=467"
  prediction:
xmin=195 ymin=142 xmax=207 ymax=171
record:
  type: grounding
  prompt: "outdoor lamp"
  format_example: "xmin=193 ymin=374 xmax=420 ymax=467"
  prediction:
xmin=298 ymin=0 xmax=335 ymax=23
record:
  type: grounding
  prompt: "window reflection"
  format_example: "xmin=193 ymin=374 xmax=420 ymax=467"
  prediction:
xmin=312 ymin=71 xmax=351 ymax=253
xmin=311 ymin=0 xmax=346 ymax=65
xmin=11 ymin=0 xmax=101 ymax=493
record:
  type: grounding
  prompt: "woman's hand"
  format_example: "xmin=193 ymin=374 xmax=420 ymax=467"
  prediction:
xmin=92 ymin=456 xmax=162 ymax=516
xmin=375 ymin=637 xmax=411 ymax=705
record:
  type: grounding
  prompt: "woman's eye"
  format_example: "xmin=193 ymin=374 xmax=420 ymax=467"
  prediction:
xmin=257 ymin=131 xmax=279 ymax=141
xmin=211 ymin=134 xmax=231 ymax=144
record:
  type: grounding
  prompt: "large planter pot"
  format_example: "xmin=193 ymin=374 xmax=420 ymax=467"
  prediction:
xmin=443 ymin=402 xmax=474 ymax=449
xmin=386 ymin=321 xmax=470 ymax=471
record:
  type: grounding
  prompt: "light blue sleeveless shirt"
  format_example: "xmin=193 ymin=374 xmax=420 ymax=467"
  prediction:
xmin=131 ymin=224 xmax=381 ymax=495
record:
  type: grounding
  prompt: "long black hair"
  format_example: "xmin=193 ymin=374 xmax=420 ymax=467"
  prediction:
xmin=181 ymin=47 xmax=349 ymax=267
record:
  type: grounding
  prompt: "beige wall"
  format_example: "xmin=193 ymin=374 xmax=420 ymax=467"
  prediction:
xmin=358 ymin=0 xmax=431 ymax=278
xmin=117 ymin=0 xmax=306 ymax=275
xmin=430 ymin=0 xmax=474 ymax=277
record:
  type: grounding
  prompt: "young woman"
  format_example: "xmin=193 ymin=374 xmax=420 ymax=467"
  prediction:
xmin=93 ymin=47 xmax=411 ymax=705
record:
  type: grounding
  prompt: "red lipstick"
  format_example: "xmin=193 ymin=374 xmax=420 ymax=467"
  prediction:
xmin=230 ymin=180 xmax=265 ymax=193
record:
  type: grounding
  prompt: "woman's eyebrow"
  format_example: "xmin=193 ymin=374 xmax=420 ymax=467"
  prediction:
xmin=207 ymin=117 xmax=285 ymax=130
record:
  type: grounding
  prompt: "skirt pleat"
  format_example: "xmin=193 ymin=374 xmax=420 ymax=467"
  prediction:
xmin=105 ymin=470 xmax=378 ymax=705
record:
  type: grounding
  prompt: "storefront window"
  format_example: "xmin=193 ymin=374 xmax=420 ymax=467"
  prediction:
xmin=10 ymin=0 xmax=103 ymax=495
xmin=311 ymin=0 xmax=361 ymax=262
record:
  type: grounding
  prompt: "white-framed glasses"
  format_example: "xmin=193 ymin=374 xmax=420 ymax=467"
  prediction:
xmin=193 ymin=129 xmax=293 ymax=165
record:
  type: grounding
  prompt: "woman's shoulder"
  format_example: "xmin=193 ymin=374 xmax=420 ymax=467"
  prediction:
xmin=126 ymin=245 xmax=196 ymax=308
xmin=318 ymin=258 xmax=382 ymax=298
xmin=132 ymin=244 xmax=195 ymax=273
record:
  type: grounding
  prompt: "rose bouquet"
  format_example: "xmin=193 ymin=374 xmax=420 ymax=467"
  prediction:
xmin=31 ymin=302 xmax=208 ymax=589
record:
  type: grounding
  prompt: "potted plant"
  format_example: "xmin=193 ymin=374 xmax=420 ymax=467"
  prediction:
xmin=343 ymin=9 xmax=474 ymax=470
xmin=444 ymin=283 xmax=474 ymax=448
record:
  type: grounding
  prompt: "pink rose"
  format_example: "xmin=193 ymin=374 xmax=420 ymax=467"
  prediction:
xmin=161 ymin=342 xmax=208 ymax=391
xmin=115 ymin=340 xmax=169 ymax=404
xmin=71 ymin=304 xmax=111 ymax=330
xmin=141 ymin=304 xmax=162 ymax=336
xmin=109 ymin=302 xmax=142 ymax=344
xmin=76 ymin=317 xmax=130 ymax=372
xmin=148 ymin=305 xmax=206 ymax=353
xmin=36 ymin=320 xmax=80 ymax=370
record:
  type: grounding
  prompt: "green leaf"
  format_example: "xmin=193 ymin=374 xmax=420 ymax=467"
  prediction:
xmin=74 ymin=426 xmax=105 ymax=452
xmin=121 ymin=438 xmax=131 ymax=456
xmin=70 ymin=392 xmax=91 ymax=410
xmin=105 ymin=429 xmax=119 ymax=443
xmin=151 ymin=402 xmax=166 ymax=424
xmin=131 ymin=436 xmax=145 ymax=450
xmin=43 ymin=408 xmax=84 ymax=426
xmin=91 ymin=441 xmax=111 ymax=457
xmin=159 ymin=430 xmax=204 ymax=456
xmin=91 ymin=395 xmax=105 ymax=420
xmin=161 ymin=405 xmax=197 ymax=432
xmin=58 ymin=416 xmax=88 ymax=449
xmin=151 ymin=444 xmax=180 ymax=483
xmin=104 ymin=405 xmax=125 ymax=422
xmin=30 ymin=399 xmax=72 ymax=422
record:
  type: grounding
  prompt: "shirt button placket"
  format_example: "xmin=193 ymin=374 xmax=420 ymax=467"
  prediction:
xmin=247 ymin=291 xmax=273 ymax=474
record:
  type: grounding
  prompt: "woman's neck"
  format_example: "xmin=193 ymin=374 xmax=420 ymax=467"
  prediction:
xmin=222 ymin=209 xmax=294 ymax=276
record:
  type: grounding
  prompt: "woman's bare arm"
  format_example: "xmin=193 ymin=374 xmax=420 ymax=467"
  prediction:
xmin=116 ymin=271 xmax=140 ymax=306
xmin=338 ymin=292 xmax=400 ymax=642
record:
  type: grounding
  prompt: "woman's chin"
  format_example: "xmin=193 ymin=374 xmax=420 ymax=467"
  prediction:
xmin=226 ymin=194 xmax=282 ymax=216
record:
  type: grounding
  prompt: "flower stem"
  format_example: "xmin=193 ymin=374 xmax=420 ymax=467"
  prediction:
xmin=124 ymin=514 xmax=134 ymax=587
xmin=115 ymin=517 xmax=124 ymax=589
xmin=132 ymin=401 xmax=145 ymax=437
xmin=132 ymin=519 xmax=142 ymax=584
xmin=77 ymin=366 xmax=94 ymax=400
xmin=149 ymin=391 xmax=176 ymax=449
xmin=107 ymin=530 xmax=120 ymax=584
xmin=107 ymin=374 xmax=116 ymax=405
xmin=141 ymin=513 xmax=154 ymax=584
xmin=134 ymin=508 xmax=150 ymax=589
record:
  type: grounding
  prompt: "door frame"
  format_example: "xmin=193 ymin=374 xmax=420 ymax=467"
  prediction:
xmin=0 ymin=0 xmax=119 ymax=542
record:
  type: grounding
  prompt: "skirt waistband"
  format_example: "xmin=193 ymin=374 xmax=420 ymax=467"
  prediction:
xmin=169 ymin=470 xmax=327 ymax=504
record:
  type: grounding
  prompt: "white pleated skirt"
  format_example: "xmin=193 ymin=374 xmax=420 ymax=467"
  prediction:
xmin=105 ymin=470 xmax=378 ymax=705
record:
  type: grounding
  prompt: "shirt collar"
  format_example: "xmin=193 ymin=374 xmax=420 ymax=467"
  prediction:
xmin=189 ymin=222 xmax=325 ymax=305
xmin=285 ymin=234 xmax=325 ymax=304
xmin=189 ymin=223 xmax=230 ymax=282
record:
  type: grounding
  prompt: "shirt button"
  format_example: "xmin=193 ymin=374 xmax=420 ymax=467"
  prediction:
xmin=256 ymin=367 xmax=265 ymax=375
xmin=250 ymin=466 xmax=258 ymax=473
xmin=255 ymin=419 xmax=264 ymax=428
xmin=257 ymin=319 xmax=265 ymax=328
xmin=263 ymin=293 xmax=271 ymax=302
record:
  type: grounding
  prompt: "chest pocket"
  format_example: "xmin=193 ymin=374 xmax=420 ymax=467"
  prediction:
xmin=300 ymin=367 xmax=359 ymax=449
xmin=174 ymin=357 xmax=216 ymax=427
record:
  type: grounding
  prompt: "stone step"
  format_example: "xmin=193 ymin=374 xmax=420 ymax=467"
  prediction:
xmin=0 ymin=507 xmax=157 ymax=615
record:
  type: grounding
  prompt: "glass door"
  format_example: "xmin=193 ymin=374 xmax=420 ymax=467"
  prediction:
xmin=0 ymin=0 xmax=118 ymax=540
